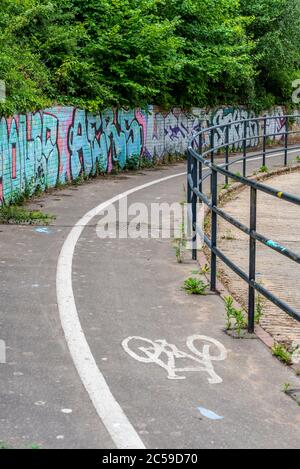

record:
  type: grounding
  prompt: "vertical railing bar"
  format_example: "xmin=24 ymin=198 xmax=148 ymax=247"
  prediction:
xmin=284 ymin=117 xmax=289 ymax=166
xmin=210 ymin=165 xmax=218 ymax=292
xmin=225 ymin=125 xmax=229 ymax=186
xmin=187 ymin=149 xmax=192 ymax=205
xmin=192 ymin=154 xmax=198 ymax=261
xmin=199 ymin=125 xmax=203 ymax=194
xmin=243 ymin=120 xmax=247 ymax=177
xmin=210 ymin=128 xmax=215 ymax=164
xmin=262 ymin=117 xmax=267 ymax=167
xmin=248 ymin=187 xmax=257 ymax=333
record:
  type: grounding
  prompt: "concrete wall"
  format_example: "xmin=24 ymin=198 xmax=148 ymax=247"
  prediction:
xmin=0 ymin=104 xmax=297 ymax=205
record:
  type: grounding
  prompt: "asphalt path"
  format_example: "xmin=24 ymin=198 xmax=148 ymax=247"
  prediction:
xmin=0 ymin=149 xmax=300 ymax=449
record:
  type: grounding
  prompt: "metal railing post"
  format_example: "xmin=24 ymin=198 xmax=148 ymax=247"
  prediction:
xmin=210 ymin=167 xmax=218 ymax=292
xmin=192 ymin=155 xmax=198 ymax=261
xmin=243 ymin=120 xmax=247 ymax=177
xmin=209 ymin=127 xmax=217 ymax=290
xmin=187 ymin=149 xmax=192 ymax=205
xmin=225 ymin=125 xmax=229 ymax=186
xmin=284 ymin=117 xmax=289 ymax=166
xmin=199 ymin=126 xmax=203 ymax=194
xmin=210 ymin=128 xmax=215 ymax=164
xmin=248 ymin=187 xmax=257 ymax=333
xmin=262 ymin=117 xmax=267 ymax=167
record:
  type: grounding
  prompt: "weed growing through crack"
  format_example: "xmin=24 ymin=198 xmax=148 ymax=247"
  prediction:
xmin=259 ymin=165 xmax=269 ymax=173
xmin=201 ymin=264 xmax=210 ymax=274
xmin=174 ymin=237 xmax=187 ymax=263
xmin=224 ymin=293 xmax=264 ymax=336
xmin=173 ymin=223 xmax=187 ymax=263
xmin=282 ymin=383 xmax=292 ymax=394
xmin=183 ymin=278 xmax=208 ymax=295
xmin=254 ymin=294 xmax=264 ymax=324
xmin=224 ymin=296 xmax=247 ymax=336
xmin=272 ymin=344 xmax=293 ymax=365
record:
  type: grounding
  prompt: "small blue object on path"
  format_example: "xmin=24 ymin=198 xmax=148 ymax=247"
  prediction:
xmin=35 ymin=227 xmax=51 ymax=234
xmin=197 ymin=407 xmax=224 ymax=420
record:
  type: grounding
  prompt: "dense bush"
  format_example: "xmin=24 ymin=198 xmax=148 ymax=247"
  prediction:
xmin=0 ymin=0 xmax=299 ymax=115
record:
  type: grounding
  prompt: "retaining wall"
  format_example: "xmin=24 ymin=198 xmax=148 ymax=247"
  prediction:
xmin=0 ymin=104 xmax=298 ymax=204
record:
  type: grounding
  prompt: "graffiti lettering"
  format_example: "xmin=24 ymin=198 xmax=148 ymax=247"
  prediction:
xmin=0 ymin=105 xmax=295 ymax=205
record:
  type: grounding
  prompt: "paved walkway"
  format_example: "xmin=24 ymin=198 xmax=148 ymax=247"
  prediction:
xmin=219 ymin=170 xmax=300 ymax=348
xmin=0 ymin=156 xmax=300 ymax=448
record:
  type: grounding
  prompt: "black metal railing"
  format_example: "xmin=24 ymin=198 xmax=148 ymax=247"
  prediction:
xmin=187 ymin=114 xmax=300 ymax=333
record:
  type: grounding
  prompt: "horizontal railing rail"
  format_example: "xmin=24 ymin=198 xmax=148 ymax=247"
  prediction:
xmin=187 ymin=114 xmax=300 ymax=332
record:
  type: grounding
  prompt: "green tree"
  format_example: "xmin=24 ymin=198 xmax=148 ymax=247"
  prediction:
xmin=156 ymin=0 xmax=255 ymax=107
xmin=1 ymin=0 xmax=300 ymax=114
xmin=56 ymin=0 xmax=183 ymax=109
xmin=0 ymin=0 xmax=53 ymax=114
xmin=240 ymin=0 xmax=300 ymax=108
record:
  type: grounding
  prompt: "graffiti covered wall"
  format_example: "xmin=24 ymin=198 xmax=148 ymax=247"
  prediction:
xmin=208 ymin=106 xmax=292 ymax=150
xmin=0 ymin=104 xmax=296 ymax=205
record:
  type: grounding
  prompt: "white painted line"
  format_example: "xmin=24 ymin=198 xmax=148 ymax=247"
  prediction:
xmin=56 ymin=170 xmax=186 ymax=450
xmin=244 ymin=148 xmax=300 ymax=164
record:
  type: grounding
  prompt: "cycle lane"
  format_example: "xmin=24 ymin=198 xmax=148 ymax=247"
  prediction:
xmin=0 ymin=165 xmax=186 ymax=449
xmin=72 ymin=171 xmax=300 ymax=449
xmin=1 ymin=154 xmax=300 ymax=449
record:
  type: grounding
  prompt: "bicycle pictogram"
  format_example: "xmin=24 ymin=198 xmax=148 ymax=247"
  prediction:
xmin=122 ymin=335 xmax=227 ymax=384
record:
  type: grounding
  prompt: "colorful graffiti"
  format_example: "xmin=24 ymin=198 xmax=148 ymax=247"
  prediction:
xmin=0 ymin=104 xmax=293 ymax=205
xmin=145 ymin=106 xmax=201 ymax=158
xmin=263 ymin=107 xmax=287 ymax=141
xmin=211 ymin=108 xmax=259 ymax=150
xmin=0 ymin=107 xmax=146 ymax=204
xmin=210 ymin=107 xmax=292 ymax=151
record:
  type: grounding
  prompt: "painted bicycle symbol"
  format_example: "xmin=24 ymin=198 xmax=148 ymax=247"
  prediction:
xmin=122 ymin=335 xmax=227 ymax=384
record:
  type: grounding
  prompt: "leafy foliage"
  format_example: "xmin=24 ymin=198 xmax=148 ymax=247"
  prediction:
xmin=183 ymin=277 xmax=208 ymax=295
xmin=156 ymin=0 xmax=255 ymax=107
xmin=272 ymin=343 xmax=293 ymax=365
xmin=240 ymin=0 xmax=300 ymax=109
xmin=224 ymin=295 xmax=247 ymax=335
xmin=0 ymin=205 xmax=55 ymax=224
xmin=0 ymin=0 xmax=300 ymax=114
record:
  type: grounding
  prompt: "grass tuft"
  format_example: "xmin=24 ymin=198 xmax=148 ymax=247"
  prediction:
xmin=0 ymin=205 xmax=55 ymax=225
